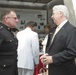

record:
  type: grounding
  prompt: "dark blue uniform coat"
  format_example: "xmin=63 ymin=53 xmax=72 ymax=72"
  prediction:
xmin=0 ymin=22 xmax=18 ymax=75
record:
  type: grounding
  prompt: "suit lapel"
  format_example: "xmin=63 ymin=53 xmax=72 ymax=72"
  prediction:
xmin=52 ymin=21 xmax=69 ymax=45
xmin=47 ymin=21 xmax=69 ymax=53
xmin=53 ymin=28 xmax=64 ymax=42
xmin=46 ymin=27 xmax=56 ymax=53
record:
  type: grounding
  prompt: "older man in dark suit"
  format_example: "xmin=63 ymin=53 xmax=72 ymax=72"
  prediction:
xmin=40 ymin=5 xmax=76 ymax=75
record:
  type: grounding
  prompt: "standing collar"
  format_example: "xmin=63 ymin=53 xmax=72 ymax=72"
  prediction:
xmin=0 ymin=22 xmax=12 ymax=31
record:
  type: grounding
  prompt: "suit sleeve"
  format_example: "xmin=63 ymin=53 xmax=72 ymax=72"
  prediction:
xmin=31 ymin=33 xmax=39 ymax=65
xmin=52 ymin=28 xmax=76 ymax=65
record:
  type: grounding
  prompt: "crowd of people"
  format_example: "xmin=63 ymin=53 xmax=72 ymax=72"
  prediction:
xmin=0 ymin=4 xmax=76 ymax=75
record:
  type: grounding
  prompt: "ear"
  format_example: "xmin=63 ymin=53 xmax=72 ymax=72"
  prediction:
xmin=59 ymin=11 xmax=64 ymax=17
xmin=4 ymin=17 xmax=9 ymax=23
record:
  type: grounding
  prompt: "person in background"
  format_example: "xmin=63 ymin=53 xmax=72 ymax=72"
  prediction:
xmin=0 ymin=9 xmax=18 ymax=75
xmin=42 ymin=24 xmax=51 ymax=54
xmin=40 ymin=5 xmax=76 ymax=75
xmin=17 ymin=21 xmax=39 ymax=75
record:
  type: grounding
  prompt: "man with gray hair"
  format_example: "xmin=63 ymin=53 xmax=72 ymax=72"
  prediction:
xmin=40 ymin=5 xmax=76 ymax=75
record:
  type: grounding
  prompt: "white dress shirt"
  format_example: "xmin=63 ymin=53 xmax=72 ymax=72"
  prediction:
xmin=51 ymin=20 xmax=68 ymax=44
xmin=42 ymin=35 xmax=48 ymax=54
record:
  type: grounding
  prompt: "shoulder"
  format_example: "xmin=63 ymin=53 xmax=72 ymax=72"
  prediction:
xmin=66 ymin=22 xmax=76 ymax=31
xmin=17 ymin=29 xmax=25 ymax=34
xmin=0 ymin=23 xmax=8 ymax=32
xmin=0 ymin=24 xmax=4 ymax=31
xmin=32 ymin=31 xmax=38 ymax=35
xmin=30 ymin=31 xmax=38 ymax=38
xmin=64 ymin=22 xmax=76 ymax=36
xmin=0 ymin=25 xmax=6 ymax=35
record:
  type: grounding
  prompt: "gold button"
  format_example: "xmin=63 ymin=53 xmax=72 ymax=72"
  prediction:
xmin=0 ymin=26 xmax=3 ymax=29
xmin=15 ymin=43 xmax=17 ymax=44
xmin=10 ymin=40 xmax=12 ymax=42
xmin=3 ymin=64 xmax=6 ymax=67
xmin=8 ymin=28 xmax=10 ymax=30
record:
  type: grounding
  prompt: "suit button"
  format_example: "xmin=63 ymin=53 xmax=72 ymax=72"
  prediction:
xmin=3 ymin=64 xmax=6 ymax=67
xmin=0 ymin=26 xmax=3 ymax=29
xmin=10 ymin=40 xmax=12 ymax=42
xmin=15 ymin=43 xmax=17 ymax=44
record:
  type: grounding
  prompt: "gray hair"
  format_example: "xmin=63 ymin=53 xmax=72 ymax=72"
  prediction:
xmin=0 ymin=9 xmax=16 ymax=20
xmin=53 ymin=5 xmax=69 ymax=19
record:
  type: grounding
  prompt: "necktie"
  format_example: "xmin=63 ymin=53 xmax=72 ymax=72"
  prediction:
xmin=51 ymin=27 xmax=59 ymax=44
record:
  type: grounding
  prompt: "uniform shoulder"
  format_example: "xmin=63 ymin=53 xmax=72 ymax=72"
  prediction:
xmin=0 ymin=25 xmax=4 ymax=30
xmin=0 ymin=22 xmax=5 ymax=31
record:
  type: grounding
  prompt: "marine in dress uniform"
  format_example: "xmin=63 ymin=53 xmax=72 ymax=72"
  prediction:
xmin=0 ymin=22 xmax=18 ymax=75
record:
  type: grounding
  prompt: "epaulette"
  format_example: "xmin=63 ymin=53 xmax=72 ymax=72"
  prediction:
xmin=0 ymin=25 xmax=3 ymax=30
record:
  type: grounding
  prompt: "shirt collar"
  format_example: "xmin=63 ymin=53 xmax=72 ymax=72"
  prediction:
xmin=57 ymin=20 xmax=68 ymax=29
xmin=26 ymin=27 xmax=32 ymax=31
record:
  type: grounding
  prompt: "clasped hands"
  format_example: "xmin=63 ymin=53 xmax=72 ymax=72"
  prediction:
xmin=40 ymin=53 xmax=53 ymax=65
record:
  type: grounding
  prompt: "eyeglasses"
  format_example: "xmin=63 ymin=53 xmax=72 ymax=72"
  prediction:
xmin=7 ymin=17 xmax=18 ymax=20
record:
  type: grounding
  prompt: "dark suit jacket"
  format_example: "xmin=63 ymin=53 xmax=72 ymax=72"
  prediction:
xmin=46 ymin=21 xmax=76 ymax=75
